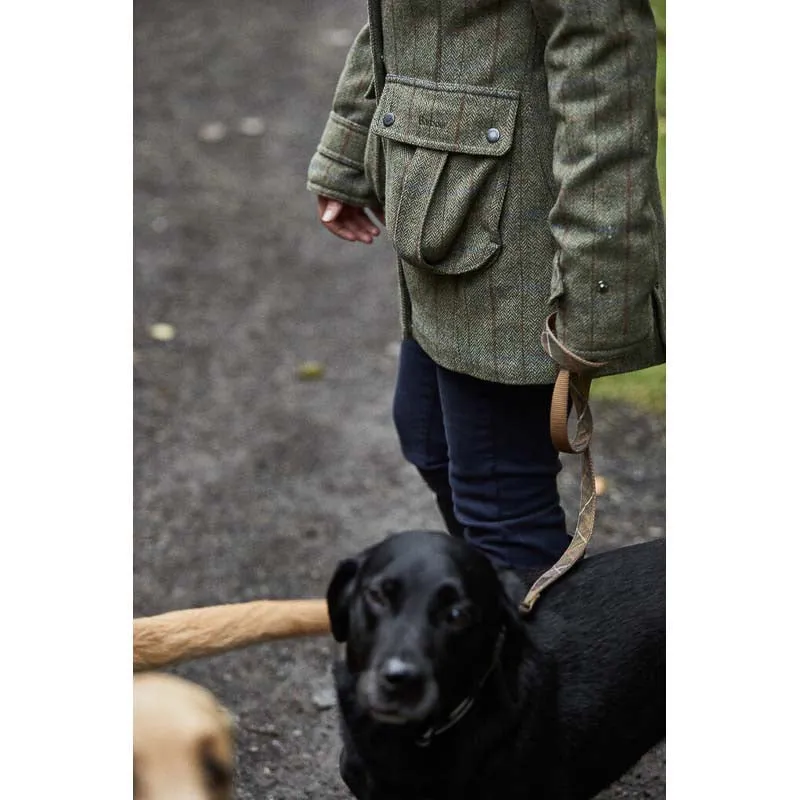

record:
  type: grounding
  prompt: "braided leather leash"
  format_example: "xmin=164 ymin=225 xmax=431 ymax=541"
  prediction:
xmin=519 ymin=315 xmax=605 ymax=614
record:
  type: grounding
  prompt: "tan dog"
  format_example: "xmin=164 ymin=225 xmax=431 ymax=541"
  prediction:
xmin=134 ymin=672 xmax=234 ymax=800
xmin=133 ymin=598 xmax=330 ymax=798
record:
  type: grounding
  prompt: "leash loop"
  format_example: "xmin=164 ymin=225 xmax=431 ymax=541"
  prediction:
xmin=519 ymin=315 xmax=606 ymax=614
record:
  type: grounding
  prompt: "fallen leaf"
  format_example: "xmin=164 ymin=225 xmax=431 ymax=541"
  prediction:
xmin=149 ymin=323 xmax=176 ymax=342
xmin=296 ymin=361 xmax=325 ymax=380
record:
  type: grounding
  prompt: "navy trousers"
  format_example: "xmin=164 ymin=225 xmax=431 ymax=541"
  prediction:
xmin=392 ymin=338 xmax=570 ymax=570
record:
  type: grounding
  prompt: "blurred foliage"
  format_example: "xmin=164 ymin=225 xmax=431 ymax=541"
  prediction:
xmin=592 ymin=0 xmax=666 ymax=415
xmin=592 ymin=364 xmax=666 ymax=414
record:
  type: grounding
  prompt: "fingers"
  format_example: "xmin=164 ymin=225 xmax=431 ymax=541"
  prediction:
xmin=320 ymin=197 xmax=343 ymax=223
xmin=348 ymin=209 xmax=381 ymax=243
xmin=317 ymin=196 xmax=382 ymax=244
xmin=325 ymin=211 xmax=361 ymax=242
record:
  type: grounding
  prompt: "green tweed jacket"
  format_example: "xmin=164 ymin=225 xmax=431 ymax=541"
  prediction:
xmin=308 ymin=0 xmax=666 ymax=384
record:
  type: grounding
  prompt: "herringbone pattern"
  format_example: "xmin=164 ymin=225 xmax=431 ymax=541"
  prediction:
xmin=308 ymin=1 xmax=666 ymax=385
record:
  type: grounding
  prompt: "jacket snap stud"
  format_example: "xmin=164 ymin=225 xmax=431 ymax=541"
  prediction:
xmin=597 ymin=280 xmax=608 ymax=292
xmin=383 ymin=112 xmax=396 ymax=127
xmin=486 ymin=127 xmax=501 ymax=143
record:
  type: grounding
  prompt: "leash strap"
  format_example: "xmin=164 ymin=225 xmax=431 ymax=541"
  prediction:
xmin=519 ymin=316 xmax=605 ymax=614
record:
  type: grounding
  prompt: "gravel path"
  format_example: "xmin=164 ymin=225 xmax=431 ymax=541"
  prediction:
xmin=133 ymin=2 xmax=666 ymax=796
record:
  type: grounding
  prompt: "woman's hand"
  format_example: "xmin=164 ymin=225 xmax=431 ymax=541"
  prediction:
xmin=317 ymin=196 xmax=384 ymax=244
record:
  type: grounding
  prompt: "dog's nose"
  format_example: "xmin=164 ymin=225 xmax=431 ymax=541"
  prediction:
xmin=380 ymin=658 xmax=423 ymax=691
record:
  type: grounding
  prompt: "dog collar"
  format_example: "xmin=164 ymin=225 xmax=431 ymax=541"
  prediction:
xmin=415 ymin=626 xmax=506 ymax=748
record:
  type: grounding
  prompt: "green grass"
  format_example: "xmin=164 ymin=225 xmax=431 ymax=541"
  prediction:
xmin=592 ymin=365 xmax=666 ymax=414
xmin=591 ymin=0 xmax=666 ymax=415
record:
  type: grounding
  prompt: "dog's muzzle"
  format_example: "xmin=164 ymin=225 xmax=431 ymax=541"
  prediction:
xmin=358 ymin=656 xmax=439 ymax=723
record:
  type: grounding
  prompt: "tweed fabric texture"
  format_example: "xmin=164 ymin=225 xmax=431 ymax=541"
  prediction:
xmin=308 ymin=1 xmax=666 ymax=385
xmin=308 ymin=24 xmax=380 ymax=208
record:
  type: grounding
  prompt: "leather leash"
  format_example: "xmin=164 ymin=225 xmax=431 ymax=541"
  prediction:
xmin=519 ymin=315 xmax=605 ymax=614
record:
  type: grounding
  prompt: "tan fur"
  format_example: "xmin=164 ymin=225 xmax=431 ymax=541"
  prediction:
xmin=133 ymin=599 xmax=330 ymax=796
xmin=134 ymin=598 xmax=331 ymax=671
xmin=133 ymin=673 xmax=235 ymax=800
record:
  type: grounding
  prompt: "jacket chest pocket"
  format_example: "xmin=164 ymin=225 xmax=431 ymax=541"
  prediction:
xmin=372 ymin=76 xmax=520 ymax=276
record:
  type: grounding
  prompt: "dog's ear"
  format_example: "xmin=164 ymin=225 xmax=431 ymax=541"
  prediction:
xmin=326 ymin=557 xmax=362 ymax=642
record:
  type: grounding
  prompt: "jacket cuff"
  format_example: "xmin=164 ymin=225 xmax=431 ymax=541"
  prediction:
xmin=306 ymin=113 xmax=378 ymax=207
xmin=540 ymin=313 xmax=607 ymax=376
xmin=317 ymin=112 xmax=370 ymax=169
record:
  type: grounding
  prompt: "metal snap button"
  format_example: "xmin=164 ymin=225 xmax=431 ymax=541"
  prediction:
xmin=383 ymin=112 xmax=396 ymax=127
xmin=486 ymin=127 xmax=501 ymax=143
xmin=597 ymin=280 xmax=609 ymax=292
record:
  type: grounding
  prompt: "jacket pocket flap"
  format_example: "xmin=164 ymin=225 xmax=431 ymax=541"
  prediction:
xmin=372 ymin=75 xmax=520 ymax=157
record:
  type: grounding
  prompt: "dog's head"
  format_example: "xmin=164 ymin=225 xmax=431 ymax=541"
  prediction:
xmin=133 ymin=673 xmax=234 ymax=800
xmin=326 ymin=530 xmax=521 ymax=726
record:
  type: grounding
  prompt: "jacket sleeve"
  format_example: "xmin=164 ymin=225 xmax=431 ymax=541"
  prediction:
xmin=532 ymin=0 xmax=662 ymax=371
xmin=307 ymin=23 xmax=379 ymax=208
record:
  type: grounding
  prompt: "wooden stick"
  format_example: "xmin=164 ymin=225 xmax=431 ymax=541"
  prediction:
xmin=134 ymin=598 xmax=331 ymax=671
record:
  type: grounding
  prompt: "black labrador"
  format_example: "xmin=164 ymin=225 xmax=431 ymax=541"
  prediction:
xmin=326 ymin=530 xmax=665 ymax=800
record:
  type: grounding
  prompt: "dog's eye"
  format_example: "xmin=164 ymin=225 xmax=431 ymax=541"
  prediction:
xmin=365 ymin=586 xmax=387 ymax=608
xmin=200 ymin=742 xmax=232 ymax=794
xmin=444 ymin=605 xmax=473 ymax=629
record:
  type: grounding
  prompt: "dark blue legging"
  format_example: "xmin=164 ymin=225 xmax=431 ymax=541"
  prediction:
xmin=392 ymin=338 xmax=569 ymax=570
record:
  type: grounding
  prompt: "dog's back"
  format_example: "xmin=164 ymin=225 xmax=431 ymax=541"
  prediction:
xmin=518 ymin=539 xmax=665 ymax=798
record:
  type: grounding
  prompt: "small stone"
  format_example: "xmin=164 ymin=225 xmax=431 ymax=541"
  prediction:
xmin=323 ymin=28 xmax=354 ymax=47
xmin=249 ymin=744 xmax=260 ymax=753
xmin=151 ymin=216 xmax=169 ymax=233
xmin=148 ymin=198 xmax=168 ymax=215
xmin=263 ymin=766 xmax=272 ymax=776
xmin=149 ymin=323 xmax=175 ymax=342
xmin=198 ymin=121 xmax=227 ymax=143
xmin=239 ymin=116 xmax=266 ymax=137
xmin=312 ymin=687 xmax=337 ymax=710
xmin=292 ymin=728 xmax=302 ymax=737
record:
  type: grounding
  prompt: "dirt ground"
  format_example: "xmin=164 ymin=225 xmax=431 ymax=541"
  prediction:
xmin=133 ymin=1 xmax=666 ymax=797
